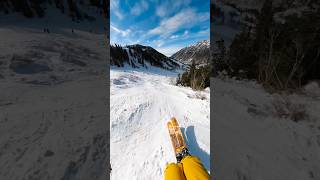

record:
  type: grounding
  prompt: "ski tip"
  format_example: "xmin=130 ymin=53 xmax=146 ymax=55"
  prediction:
xmin=169 ymin=117 xmax=176 ymax=121
xmin=167 ymin=121 xmax=171 ymax=128
xmin=168 ymin=117 xmax=179 ymax=127
xmin=167 ymin=117 xmax=177 ymax=127
xmin=169 ymin=117 xmax=177 ymax=123
xmin=167 ymin=117 xmax=175 ymax=125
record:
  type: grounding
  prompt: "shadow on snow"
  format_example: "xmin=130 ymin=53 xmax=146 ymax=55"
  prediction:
xmin=181 ymin=126 xmax=210 ymax=172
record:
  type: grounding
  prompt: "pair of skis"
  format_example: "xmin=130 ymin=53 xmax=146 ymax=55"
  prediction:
xmin=167 ymin=117 xmax=190 ymax=162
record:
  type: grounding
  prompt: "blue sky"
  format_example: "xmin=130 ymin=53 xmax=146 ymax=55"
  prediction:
xmin=110 ymin=0 xmax=210 ymax=56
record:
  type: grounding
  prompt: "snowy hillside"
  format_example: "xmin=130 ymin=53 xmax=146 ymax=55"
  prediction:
xmin=0 ymin=22 xmax=108 ymax=179
xmin=0 ymin=0 xmax=107 ymax=34
xmin=110 ymin=66 xmax=210 ymax=179
xmin=110 ymin=44 xmax=182 ymax=70
xmin=171 ymin=40 xmax=210 ymax=65
xmin=213 ymin=77 xmax=320 ymax=179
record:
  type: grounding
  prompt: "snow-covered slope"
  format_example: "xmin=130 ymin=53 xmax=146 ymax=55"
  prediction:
xmin=213 ymin=77 xmax=320 ymax=179
xmin=110 ymin=66 xmax=210 ymax=179
xmin=0 ymin=23 xmax=108 ymax=179
xmin=171 ymin=40 xmax=210 ymax=65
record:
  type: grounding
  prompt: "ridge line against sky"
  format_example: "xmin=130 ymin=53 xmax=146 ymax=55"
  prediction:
xmin=110 ymin=0 xmax=210 ymax=56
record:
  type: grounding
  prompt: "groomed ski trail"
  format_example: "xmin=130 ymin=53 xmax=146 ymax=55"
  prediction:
xmin=110 ymin=67 xmax=210 ymax=180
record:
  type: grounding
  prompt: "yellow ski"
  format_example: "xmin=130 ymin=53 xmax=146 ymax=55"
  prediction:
xmin=167 ymin=117 xmax=190 ymax=162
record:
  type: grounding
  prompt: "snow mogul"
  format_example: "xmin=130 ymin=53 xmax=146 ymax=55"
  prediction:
xmin=165 ymin=117 xmax=210 ymax=180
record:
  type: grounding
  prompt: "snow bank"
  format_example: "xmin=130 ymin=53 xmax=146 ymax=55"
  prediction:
xmin=213 ymin=77 xmax=320 ymax=180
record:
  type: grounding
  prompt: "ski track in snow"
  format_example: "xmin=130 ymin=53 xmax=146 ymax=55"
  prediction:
xmin=110 ymin=67 xmax=210 ymax=180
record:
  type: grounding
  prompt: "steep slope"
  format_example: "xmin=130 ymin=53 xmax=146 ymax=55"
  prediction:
xmin=171 ymin=40 xmax=210 ymax=65
xmin=110 ymin=66 xmax=210 ymax=179
xmin=110 ymin=44 xmax=181 ymax=70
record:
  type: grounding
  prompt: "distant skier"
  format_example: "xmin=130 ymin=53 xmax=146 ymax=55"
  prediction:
xmin=165 ymin=118 xmax=210 ymax=180
xmin=44 ymin=28 xmax=50 ymax=33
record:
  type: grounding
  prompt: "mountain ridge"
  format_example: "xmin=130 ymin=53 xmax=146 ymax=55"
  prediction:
xmin=171 ymin=40 xmax=210 ymax=65
xmin=110 ymin=44 xmax=181 ymax=70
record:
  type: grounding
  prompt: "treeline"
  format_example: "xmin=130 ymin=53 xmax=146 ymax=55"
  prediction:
xmin=0 ymin=0 xmax=108 ymax=20
xmin=213 ymin=0 xmax=320 ymax=91
xmin=177 ymin=61 xmax=211 ymax=90
xmin=110 ymin=44 xmax=129 ymax=67
xmin=0 ymin=0 xmax=45 ymax=17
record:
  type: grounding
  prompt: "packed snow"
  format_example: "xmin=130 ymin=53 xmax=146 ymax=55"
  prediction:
xmin=0 ymin=24 xmax=108 ymax=179
xmin=110 ymin=66 xmax=210 ymax=179
xmin=213 ymin=77 xmax=320 ymax=180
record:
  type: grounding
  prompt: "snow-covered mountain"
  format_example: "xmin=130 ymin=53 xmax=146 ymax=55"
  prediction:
xmin=171 ymin=40 xmax=210 ymax=65
xmin=110 ymin=44 xmax=181 ymax=70
xmin=213 ymin=0 xmax=320 ymax=45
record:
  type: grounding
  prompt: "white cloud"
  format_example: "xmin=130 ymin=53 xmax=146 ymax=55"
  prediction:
xmin=111 ymin=25 xmax=131 ymax=37
xmin=169 ymin=31 xmax=188 ymax=40
xmin=148 ymin=8 xmax=209 ymax=38
xmin=131 ymin=0 xmax=149 ymax=16
xmin=198 ymin=12 xmax=210 ymax=22
xmin=172 ymin=0 xmax=192 ymax=8
xmin=148 ymin=8 xmax=195 ymax=36
xmin=156 ymin=5 xmax=166 ymax=17
xmin=182 ymin=30 xmax=189 ymax=37
xmin=169 ymin=35 xmax=179 ymax=39
xmin=197 ymin=28 xmax=210 ymax=35
xmin=155 ymin=0 xmax=191 ymax=17
xmin=156 ymin=45 xmax=185 ymax=57
xmin=153 ymin=39 xmax=165 ymax=47
xmin=111 ymin=0 xmax=124 ymax=19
